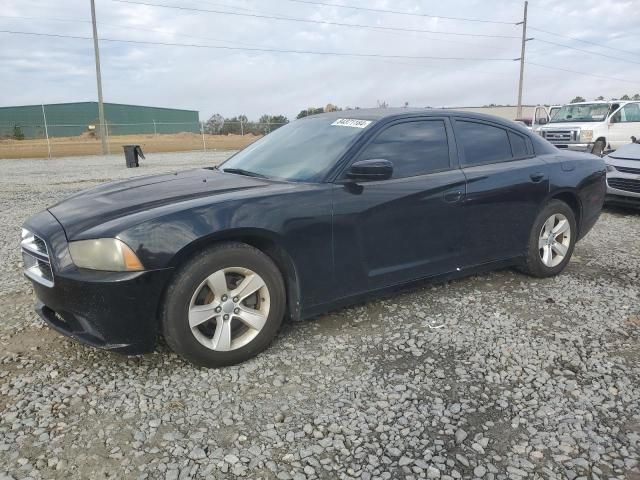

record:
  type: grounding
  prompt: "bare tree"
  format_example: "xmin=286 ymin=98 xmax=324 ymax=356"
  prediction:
xmin=204 ymin=114 xmax=224 ymax=134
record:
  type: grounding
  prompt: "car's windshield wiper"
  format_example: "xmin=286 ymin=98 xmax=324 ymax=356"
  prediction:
xmin=221 ymin=168 xmax=269 ymax=179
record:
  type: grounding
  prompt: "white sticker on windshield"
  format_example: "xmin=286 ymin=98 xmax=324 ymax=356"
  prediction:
xmin=331 ymin=118 xmax=372 ymax=128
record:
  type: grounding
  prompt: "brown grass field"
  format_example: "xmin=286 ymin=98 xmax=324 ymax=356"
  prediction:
xmin=0 ymin=133 xmax=260 ymax=159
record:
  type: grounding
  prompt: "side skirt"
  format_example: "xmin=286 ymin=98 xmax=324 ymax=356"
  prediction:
xmin=299 ymin=257 xmax=522 ymax=320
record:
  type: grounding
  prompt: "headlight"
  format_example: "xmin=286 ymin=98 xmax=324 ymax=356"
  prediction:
xmin=69 ymin=238 xmax=144 ymax=271
xmin=580 ymin=130 xmax=594 ymax=142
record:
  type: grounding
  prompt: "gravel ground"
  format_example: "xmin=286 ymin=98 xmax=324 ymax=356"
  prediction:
xmin=0 ymin=152 xmax=639 ymax=480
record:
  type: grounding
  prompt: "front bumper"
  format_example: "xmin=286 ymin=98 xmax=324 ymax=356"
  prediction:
xmin=605 ymin=194 xmax=640 ymax=208
xmin=605 ymin=174 xmax=640 ymax=208
xmin=606 ymin=170 xmax=640 ymax=202
xmin=23 ymin=210 xmax=173 ymax=354
xmin=32 ymin=268 xmax=172 ymax=354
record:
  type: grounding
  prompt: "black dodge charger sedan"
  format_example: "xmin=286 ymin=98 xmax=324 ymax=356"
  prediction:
xmin=21 ymin=109 xmax=606 ymax=367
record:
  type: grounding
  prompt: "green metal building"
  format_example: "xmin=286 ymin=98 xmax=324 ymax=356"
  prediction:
xmin=0 ymin=102 xmax=200 ymax=138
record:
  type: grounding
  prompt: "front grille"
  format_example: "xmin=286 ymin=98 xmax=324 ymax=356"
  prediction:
xmin=608 ymin=178 xmax=640 ymax=193
xmin=542 ymin=130 xmax=578 ymax=143
xmin=615 ymin=165 xmax=640 ymax=175
xmin=21 ymin=230 xmax=54 ymax=287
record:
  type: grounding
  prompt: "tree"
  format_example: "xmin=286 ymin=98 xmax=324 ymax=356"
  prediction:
xmin=221 ymin=116 xmax=243 ymax=135
xmin=620 ymin=94 xmax=631 ymax=100
xmin=594 ymin=96 xmax=604 ymax=101
xmin=633 ymin=93 xmax=640 ymax=100
xmin=204 ymin=113 xmax=224 ymax=134
xmin=296 ymin=107 xmax=325 ymax=119
xmin=570 ymin=96 xmax=586 ymax=103
xmin=377 ymin=100 xmax=388 ymax=108
xmin=258 ymin=114 xmax=289 ymax=134
xmin=269 ymin=115 xmax=288 ymax=128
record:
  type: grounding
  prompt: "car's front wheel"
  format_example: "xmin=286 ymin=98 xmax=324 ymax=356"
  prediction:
xmin=521 ymin=200 xmax=577 ymax=278
xmin=161 ymin=242 xmax=286 ymax=367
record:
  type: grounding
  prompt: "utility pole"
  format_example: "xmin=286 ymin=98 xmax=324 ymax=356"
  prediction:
xmin=41 ymin=104 xmax=51 ymax=160
xmin=90 ymin=0 xmax=107 ymax=155
xmin=516 ymin=1 xmax=533 ymax=119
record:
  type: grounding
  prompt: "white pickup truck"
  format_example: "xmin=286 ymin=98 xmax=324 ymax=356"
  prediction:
xmin=538 ymin=100 xmax=640 ymax=155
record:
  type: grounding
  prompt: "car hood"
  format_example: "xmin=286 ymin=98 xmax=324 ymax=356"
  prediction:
xmin=606 ymin=143 xmax=640 ymax=162
xmin=48 ymin=168 xmax=272 ymax=239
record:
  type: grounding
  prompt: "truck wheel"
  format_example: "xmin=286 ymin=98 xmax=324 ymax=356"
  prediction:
xmin=592 ymin=139 xmax=605 ymax=156
xmin=520 ymin=200 xmax=577 ymax=278
xmin=161 ymin=242 xmax=286 ymax=367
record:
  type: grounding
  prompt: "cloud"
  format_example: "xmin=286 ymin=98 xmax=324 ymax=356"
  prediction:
xmin=1 ymin=0 xmax=639 ymax=120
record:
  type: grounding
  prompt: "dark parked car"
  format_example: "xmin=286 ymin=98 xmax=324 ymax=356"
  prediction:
xmin=21 ymin=109 xmax=606 ymax=367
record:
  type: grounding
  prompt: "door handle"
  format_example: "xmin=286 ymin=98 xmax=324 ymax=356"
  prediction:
xmin=443 ymin=189 xmax=463 ymax=203
xmin=530 ymin=172 xmax=545 ymax=183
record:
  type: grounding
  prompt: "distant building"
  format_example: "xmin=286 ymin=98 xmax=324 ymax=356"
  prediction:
xmin=0 ymin=101 xmax=200 ymax=138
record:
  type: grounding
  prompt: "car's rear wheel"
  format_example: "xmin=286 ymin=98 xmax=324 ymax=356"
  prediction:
xmin=161 ymin=242 xmax=286 ymax=367
xmin=520 ymin=200 xmax=577 ymax=278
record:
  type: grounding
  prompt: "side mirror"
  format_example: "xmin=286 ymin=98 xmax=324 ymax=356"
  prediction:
xmin=346 ymin=159 xmax=393 ymax=181
xmin=537 ymin=117 xmax=548 ymax=125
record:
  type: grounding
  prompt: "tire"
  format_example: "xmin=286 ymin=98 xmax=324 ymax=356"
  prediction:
xmin=520 ymin=200 xmax=577 ymax=278
xmin=161 ymin=242 xmax=286 ymax=367
xmin=592 ymin=139 xmax=605 ymax=156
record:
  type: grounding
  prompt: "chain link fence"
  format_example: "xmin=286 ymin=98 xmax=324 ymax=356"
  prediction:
xmin=0 ymin=120 xmax=287 ymax=159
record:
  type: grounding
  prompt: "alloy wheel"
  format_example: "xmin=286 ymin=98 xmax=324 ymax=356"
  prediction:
xmin=538 ymin=213 xmax=571 ymax=268
xmin=188 ymin=267 xmax=270 ymax=351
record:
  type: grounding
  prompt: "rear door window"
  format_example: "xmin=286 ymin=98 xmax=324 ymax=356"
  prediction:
xmin=456 ymin=121 xmax=513 ymax=166
xmin=509 ymin=131 xmax=529 ymax=158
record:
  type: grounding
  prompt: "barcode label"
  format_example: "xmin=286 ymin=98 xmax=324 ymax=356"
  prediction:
xmin=331 ymin=118 xmax=372 ymax=128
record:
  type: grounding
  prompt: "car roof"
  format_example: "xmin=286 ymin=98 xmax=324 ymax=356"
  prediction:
xmin=301 ymin=107 xmax=527 ymax=127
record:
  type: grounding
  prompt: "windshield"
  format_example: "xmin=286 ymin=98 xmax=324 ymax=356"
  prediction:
xmin=220 ymin=116 xmax=372 ymax=182
xmin=550 ymin=104 xmax=611 ymax=123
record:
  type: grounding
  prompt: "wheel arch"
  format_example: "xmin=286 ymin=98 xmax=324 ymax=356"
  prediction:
xmin=548 ymin=190 xmax=582 ymax=236
xmin=165 ymin=228 xmax=302 ymax=322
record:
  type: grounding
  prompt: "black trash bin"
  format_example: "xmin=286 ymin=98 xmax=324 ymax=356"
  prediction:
xmin=123 ymin=145 xmax=145 ymax=168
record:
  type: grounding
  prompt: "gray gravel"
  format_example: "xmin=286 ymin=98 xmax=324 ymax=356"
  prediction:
xmin=1 ymin=151 xmax=639 ymax=480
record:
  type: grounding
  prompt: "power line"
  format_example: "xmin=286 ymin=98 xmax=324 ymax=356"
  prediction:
xmin=534 ymin=38 xmax=640 ymax=66
xmin=0 ymin=14 xmax=274 ymax=48
xmin=528 ymin=26 xmax=639 ymax=57
xmin=526 ymin=61 xmax=639 ymax=85
xmin=0 ymin=30 xmax=514 ymax=61
xmin=111 ymin=0 xmax=521 ymax=39
xmin=0 ymin=14 xmax=512 ymax=50
xmin=281 ymin=0 xmax=517 ymax=25
xmin=192 ymin=1 xmax=511 ymax=48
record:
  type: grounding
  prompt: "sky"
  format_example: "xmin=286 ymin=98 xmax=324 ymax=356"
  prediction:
xmin=1 ymin=0 xmax=639 ymax=121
